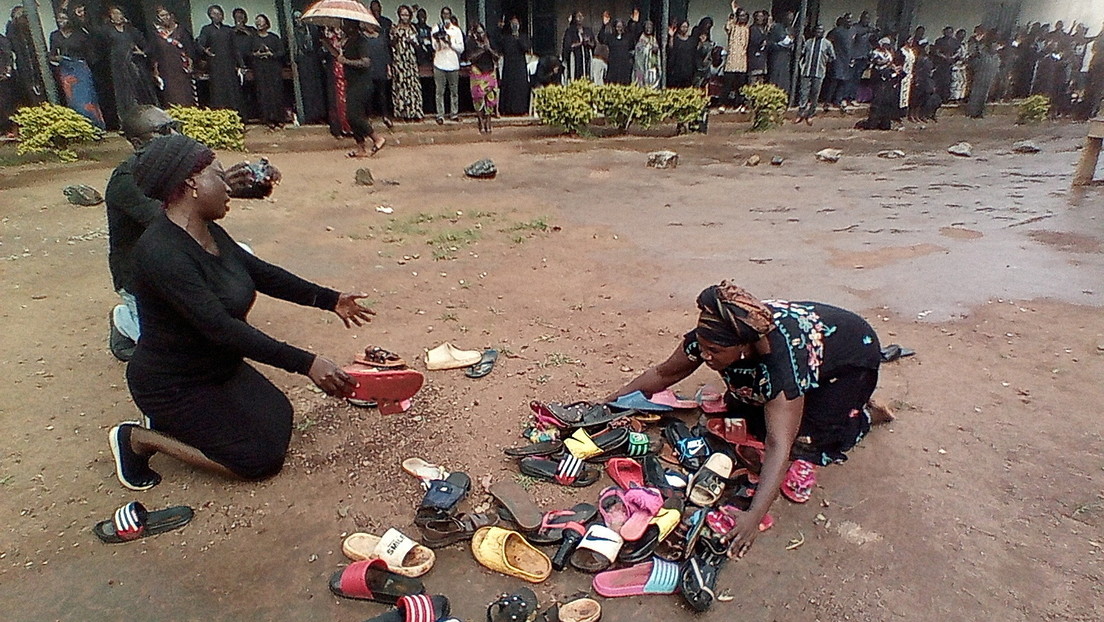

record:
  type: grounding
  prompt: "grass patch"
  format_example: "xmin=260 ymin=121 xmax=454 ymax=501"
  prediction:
xmin=295 ymin=416 xmax=318 ymax=432
xmin=542 ymin=352 xmax=579 ymax=367
xmin=427 ymin=228 xmax=481 ymax=260
xmin=513 ymin=474 xmax=540 ymax=490
xmin=504 ymin=218 xmax=550 ymax=233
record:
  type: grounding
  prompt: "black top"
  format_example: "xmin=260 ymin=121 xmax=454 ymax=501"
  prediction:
xmin=364 ymin=33 xmax=391 ymax=79
xmin=465 ymin=36 xmax=497 ymax=73
xmin=49 ymin=29 xmax=95 ymax=61
xmin=105 ymin=154 xmax=161 ymax=292
xmin=129 ymin=215 xmax=339 ymax=384
xmin=343 ymin=34 xmax=373 ymax=84
xmin=683 ymin=300 xmax=880 ymax=405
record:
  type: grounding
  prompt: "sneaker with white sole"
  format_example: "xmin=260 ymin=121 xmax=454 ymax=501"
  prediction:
xmin=109 ymin=424 xmax=161 ymax=491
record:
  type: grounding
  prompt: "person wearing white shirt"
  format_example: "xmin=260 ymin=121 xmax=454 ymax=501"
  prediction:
xmin=431 ymin=6 xmax=465 ymax=123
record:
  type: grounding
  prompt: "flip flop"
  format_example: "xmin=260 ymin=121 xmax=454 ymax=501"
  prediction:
xmin=647 ymin=390 xmax=698 ymax=409
xmin=781 ymin=459 xmax=817 ymax=503
xmin=92 ymin=502 xmax=193 ymax=544
xmin=328 ymin=559 xmax=426 ymax=603
xmin=530 ymin=400 xmax=591 ymax=425
xmin=424 ymin=343 xmax=482 ymax=371
xmin=489 ymin=480 xmax=543 ymax=531
xmin=680 ymin=550 xmax=726 ymax=612
xmin=343 ymin=367 xmax=424 ymax=415
xmin=402 ymin=457 xmax=450 ymax=488
xmin=487 ymin=587 xmax=539 ymax=622
xmin=695 ymin=386 xmax=727 ymax=414
xmin=465 ymin=349 xmax=498 ymax=378
xmin=357 ymin=345 xmax=407 ymax=368
xmin=551 ymin=597 xmax=602 ymax=622
xmin=687 ymin=453 xmax=734 ymax=507
xmin=664 ymin=420 xmax=712 ymax=471
xmin=592 ymin=558 xmax=681 ymax=597
xmin=564 ymin=427 xmax=628 ymax=461
xmin=880 ymin=344 xmax=916 ymax=362
xmin=606 ymin=458 xmax=644 ymax=489
xmin=471 ymin=526 xmax=552 ymax=583
xmin=369 ymin=139 xmax=387 ymax=157
xmin=418 ymin=512 xmax=498 ymax=549
xmin=342 ymin=529 xmax=436 ymax=577
xmin=365 ymin=594 xmax=450 ymax=622
xmin=528 ymin=503 xmax=599 ymax=545
xmin=650 ymin=507 xmax=682 ymax=541
xmin=518 ymin=455 xmax=601 ymax=488
xmin=704 ymin=506 xmax=774 ymax=536
xmin=568 ymin=524 xmax=623 ymax=573
xmin=503 ymin=440 xmax=564 ymax=457
xmin=655 ymin=507 xmax=705 ymax=562
xmin=607 ymin=390 xmax=674 ymax=412
xmin=620 ymin=487 xmax=665 ymax=541
xmin=705 ymin=417 xmax=765 ymax=449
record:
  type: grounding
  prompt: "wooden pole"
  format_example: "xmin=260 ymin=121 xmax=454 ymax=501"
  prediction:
xmin=23 ymin=0 xmax=60 ymax=105
xmin=277 ymin=0 xmax=305 ymax=125
xmin=789 ymin=0 xmax=807 ymax=107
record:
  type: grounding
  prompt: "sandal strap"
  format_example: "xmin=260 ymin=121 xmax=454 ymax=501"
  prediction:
xmin=113 ymin=501 xmax=147 ymax=541
xmin=643 ymin=558 xmax=681 ymax=593
xmin=626 ymin=432 xmax=651 ymax=456
xmin=398 ymin=594 xmax=437 ymax=622
xmin=555 ymin=454 xmax=585 ymax=485
xmin=564 ymin=428 xmax=602 ymax=460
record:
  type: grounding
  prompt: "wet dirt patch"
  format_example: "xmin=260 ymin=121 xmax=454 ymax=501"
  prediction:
xmin=940 ymin=226 xmax=984 ymax=240
xmin=829 ymin=243 xmax=947 ymax=269
xmin=1028 ymin=231 xmax=1103 ymax=254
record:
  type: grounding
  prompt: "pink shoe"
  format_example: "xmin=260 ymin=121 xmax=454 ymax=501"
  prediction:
xmin=695 ymin=386 xmax=727 ymax=414
xmin=781 ymin=459 xmax=816 ymax=503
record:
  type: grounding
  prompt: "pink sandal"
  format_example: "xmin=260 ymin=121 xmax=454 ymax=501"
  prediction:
xmin=781 ymin=459 xmax=817 ymax=503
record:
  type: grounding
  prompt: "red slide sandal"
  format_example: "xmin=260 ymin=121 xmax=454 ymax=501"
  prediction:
xmin=343 ymin=367 xmax=425 ymax=415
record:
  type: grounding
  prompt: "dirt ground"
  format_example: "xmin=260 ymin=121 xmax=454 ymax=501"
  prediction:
xmin=1 ymin=110 xmax=1102 ymax=621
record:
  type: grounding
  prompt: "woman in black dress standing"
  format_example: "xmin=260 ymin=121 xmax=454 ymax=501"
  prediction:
xmin=250 ymin=14 xmax=286 ymax=128
xmin=667 ymin=20 xmax=695 ymax=88
xmin=101 ymin=6 xmax=159 ymax=121
xmin=108 ymin=134 xmax=373 ymax=489
xmin=499 ymin=16 xmax=531 ymax=116
xmin=599 ymin=17 xmax=633 ymax=85
xmin=291 ymin=10 xmax=327 ymax=124
xmin=150 ymin=6 xmax=197 ymax=107
xmin=196 ymin=5 xmax=242 ymax=112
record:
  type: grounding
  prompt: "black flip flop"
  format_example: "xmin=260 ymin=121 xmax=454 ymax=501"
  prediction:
xmin=503 ymin=440 xmax=564 ymax=457
xmin=489 ymin=480 xmax=544 ymax=531
xmin=466 ymin=349 xmax=498 ymax=378
xmin=679 ymin=549 xmax=726 ymax=612
xmin=487 ymin=587 xmax=539 ymax=622
xmin=366 ymin=594 xmax=450 ymax=621
xmin=880 ymin=344 xmax=916 ymax=362
xmin=518 ymin=455 xmax=601 ymax=488
xmin=93 ymin=502 xmax=193 ymax=544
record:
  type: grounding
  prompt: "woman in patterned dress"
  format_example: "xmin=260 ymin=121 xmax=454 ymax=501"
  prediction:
xmin=389 ymin=5 xmax=423 ymax=120
xmin=609 ymin=281 xmax=888 ymax=558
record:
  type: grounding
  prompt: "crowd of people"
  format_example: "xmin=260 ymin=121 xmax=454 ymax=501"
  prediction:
xmin=1 ymin=2 xmax=1103 ymax=137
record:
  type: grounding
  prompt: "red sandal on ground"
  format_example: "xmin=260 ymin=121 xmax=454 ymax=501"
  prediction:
xmin=781 ymin=459 xmax=817 ymax=503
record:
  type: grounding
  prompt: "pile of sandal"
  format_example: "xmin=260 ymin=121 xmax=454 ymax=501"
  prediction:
xmin=486 ymin=587 xmax=601 ymax=622
xmin=344 ymin=345 xmax=425 ymax=415
xmin=401 ymin=458 xmax=499 ymax=549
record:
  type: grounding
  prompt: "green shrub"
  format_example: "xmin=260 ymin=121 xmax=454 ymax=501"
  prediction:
xmin=1017 ymin=95 xmax=1050 ymax=124
xmin=533 ymin=80 xmax=599 ymax=134
xmin=740 ymin=82 xmax=789 ymax=131
xmin=167 ymin=106 xmax=246 ymax=151
xmin=11 ymin=103 xmax=103 ymax=162
xmin=535 ymin=82 xmax=709 ymax=134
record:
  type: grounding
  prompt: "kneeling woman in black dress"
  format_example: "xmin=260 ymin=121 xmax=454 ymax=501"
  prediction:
xmin=109 ymin=134 xmax=373 ymax=490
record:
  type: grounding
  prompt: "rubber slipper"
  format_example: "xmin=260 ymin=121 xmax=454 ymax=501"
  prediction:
xmin=606 ymin=458 xmax=644 ymax=489
xmin=530 ymin=400 xmax=592 ymax=425
xmin=607 ymin=390 xmax=674 ymax=412
xmin=402 ymin=457 xmax=450 ymax=488
xmin=554 ymin=597 xmax=601 ymax=622
xmin=342 ymin=529 xmax=436 ymax=577
xmin=518 ymin=455 xmax=601 ymax=488
xmin=328 ymin=559 xmax=426 ymax=603
xmin=880 ymin=344 xmax=916 ymax=362
xmin=471 ymin=526 xmax=552 ymax=583
xmin=617 ymin=524 xmax=660 ymax=564
xmin=688 ymin=453 xmax=734 ymax=507
xmin=564 ymin=427 xmax=628 ymax=461
xmin=489 ymin=480 xmax=544 ymax=531
xmin=705 ymin=506 xmax=774 ymax=537
xmin=695 ymin=385 xmax=727 ymax=414
xmin=593 ymin=558 xmax=681 ymax=597
xmin=650 ymin=507 xmax=682 ymax=541
xmin=465 ymin=348 xmax=498 ymax=378
xmin=598 ymin=486 xmax=631 ymax=532
xmin=655 ymin=507 xmax=705 ymax=562
xmin=705 ymin=417 xmax=765 ymax=450
xmin=647 ymin=390 xmax=698 ymax=409
xmin=424 ymin=343 xmax=482 ymax=370
xmin=503 ymin=440 xmax=564 ymax=457
xmin=487 ymin=587 xmax=539 ymax=622
xmin=620 ymin=487 xmax=665 ymax=541
xmin=343 ymin=367 xmax=424 ymax=415
xmin=418 ymin=512 xmax=498 ymax=549
xmin=93 ymin=502 xmax=193 ymax=543
xmin=781 ymin=459 xmax=817 ymax=503
xmin=417 ymin=471 xmax=470 ymax=515
xmin=356 ymin=345 xmax=407 ymax=369
xmin=528 ymin=503 xmax=598 ymax=545
xmin=365 ymin=594 xmax=450 ymax=622
xmin=568 ymin=524 xmax=623 ymax=573
xmin=680 ymin=550 xmax=725 ymax=612
xmin=664 ymin=420 xmax=712 ymax=471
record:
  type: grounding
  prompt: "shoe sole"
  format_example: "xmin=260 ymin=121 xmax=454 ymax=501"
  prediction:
xmin=108 ymin=425 xmax=156 ymax=491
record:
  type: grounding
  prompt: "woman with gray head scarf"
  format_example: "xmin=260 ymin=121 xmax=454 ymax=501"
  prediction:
xmin=609 ymin=281 xmax=886 ymax=558
xmin=107 ymin=134 xmax=374 ymax=491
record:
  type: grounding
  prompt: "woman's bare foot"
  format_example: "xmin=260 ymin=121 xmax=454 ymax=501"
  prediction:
xmin=866 ymin=399 xmax=895 ymax=425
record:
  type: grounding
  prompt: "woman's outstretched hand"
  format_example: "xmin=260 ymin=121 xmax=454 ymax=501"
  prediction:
xmin=308 ymin=356 xmax=356 ymax=397
xmin=719 ymin=506 xmax=762 ymax=559
xmin=333 ymin=292 xmax=376 ymax=328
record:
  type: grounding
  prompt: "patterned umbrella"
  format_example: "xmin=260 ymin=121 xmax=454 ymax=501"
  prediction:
xmin=301 ymin=0 xmax=380 ymax=27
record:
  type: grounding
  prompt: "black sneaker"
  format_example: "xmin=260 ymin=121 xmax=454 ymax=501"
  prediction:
xmin=109 ymin=424 xmax=161 ymax=491
xmin=108 ymin=312 xmax=136 ymax=362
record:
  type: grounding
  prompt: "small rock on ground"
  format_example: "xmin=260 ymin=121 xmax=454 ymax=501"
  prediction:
xmin=770 ymin=156 xmax=785 ymax=166
xmin=647 ymin=151 xmax=679 ymax=169
xmin=465 ymin=158 xmax=498 ymax=178
xmin=816 ymin=148 xmax=843 ymax=162
xmin=354 ymin=168 xmax=374 ymax=186
xmin=1012 ymin=140 xmax=1040 ymax=154
xmin=947 ymin=142 xmax=973 ymax=157
xmin=877 ymin=149 xmax=906 ymax=159
xmin=745 ymin=154 xmax=761 ymax=166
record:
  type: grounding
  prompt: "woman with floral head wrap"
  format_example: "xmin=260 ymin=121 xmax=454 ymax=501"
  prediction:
xmin=107 ymin=134 xmax=374 ymax=491
xmin=609 ymin=281 xmax=886 ymax=558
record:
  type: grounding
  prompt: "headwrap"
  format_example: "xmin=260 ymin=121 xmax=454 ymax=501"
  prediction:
xmin=133 ymin=134 xmax=215 ymax=202
xmin=695 ymin=280 xmax=776 ymax=346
